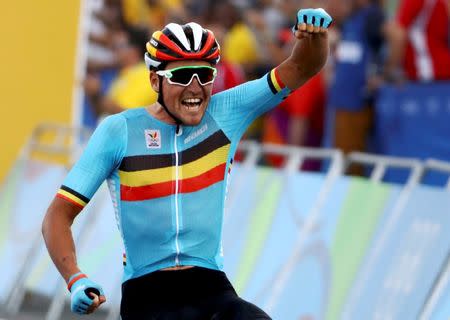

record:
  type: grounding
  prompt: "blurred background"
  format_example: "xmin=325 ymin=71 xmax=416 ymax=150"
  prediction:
xmin=0 ymin=0 xmax=449 ymax=319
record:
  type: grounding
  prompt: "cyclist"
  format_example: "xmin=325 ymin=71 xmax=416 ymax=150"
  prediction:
xmin=42 ymin=7 xmax=332 ymax=319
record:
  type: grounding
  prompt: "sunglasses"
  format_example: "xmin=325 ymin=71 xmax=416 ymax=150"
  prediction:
xmin=156 ymin=66 xmax=217 ymax=86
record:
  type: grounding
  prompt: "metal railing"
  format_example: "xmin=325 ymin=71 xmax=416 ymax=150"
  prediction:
xmin=418 ymin=160 xmax=450 ymax=320
xmin=342 ymin=152 xmax=424 ymax=319
xmin=2 ymin=125 xmax=450 ymax=319
xmin=2 ymin=123 xmax=91 ymax=317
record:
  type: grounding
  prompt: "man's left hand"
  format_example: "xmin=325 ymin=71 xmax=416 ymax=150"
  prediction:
xmin=293 ymin=8 xmax=333 ymax=39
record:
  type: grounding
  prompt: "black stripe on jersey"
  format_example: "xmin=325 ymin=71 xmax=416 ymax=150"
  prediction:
xmin=119 ymin=153 xmax=173 ymax=172
xmin=119 ymin=130 xmax=231 ymax=172
xmin=60 ymin=185 xmax=90 ymax=203
xmin=267 ymin=72 xmax=277 ymax=94
xmin=180 ymin=129 xmax=230 ymax=165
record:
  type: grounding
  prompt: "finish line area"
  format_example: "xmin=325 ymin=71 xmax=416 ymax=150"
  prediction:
xmin=0 ymin=125 xmax=450 ymax=319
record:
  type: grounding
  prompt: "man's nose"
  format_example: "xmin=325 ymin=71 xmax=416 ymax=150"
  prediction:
xmin=188 ymin=74 xmax=203 ymax=89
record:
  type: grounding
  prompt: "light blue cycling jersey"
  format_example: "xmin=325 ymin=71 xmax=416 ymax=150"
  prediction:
xmin=57 ymin=69 xmax=290 ymax=282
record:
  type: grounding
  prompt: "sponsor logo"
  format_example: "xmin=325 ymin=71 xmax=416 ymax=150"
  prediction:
xmin=150 ymin=39 xmax=158 ymax=47
xmin=145 ymin=129 xmax=161 ymax=149
xmin=184 ymin=124 xmax=208 ymax=144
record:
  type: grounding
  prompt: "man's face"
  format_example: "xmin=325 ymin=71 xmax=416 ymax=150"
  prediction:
xmin=151 ymin=60 xmax=215 ymax=126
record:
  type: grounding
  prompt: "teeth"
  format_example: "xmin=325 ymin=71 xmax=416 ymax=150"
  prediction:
xmin=183 ymin=98 xmax=201 ymax=104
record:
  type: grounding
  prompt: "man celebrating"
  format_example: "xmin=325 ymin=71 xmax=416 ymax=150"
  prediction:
xmin=42 ymin=7 xmax=332 ymax=319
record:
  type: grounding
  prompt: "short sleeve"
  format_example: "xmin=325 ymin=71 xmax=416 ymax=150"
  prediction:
xmin=56 ymin=114 xmax=127 ymax=208
xmin=208 ymin=68 xmax=291 ymax=141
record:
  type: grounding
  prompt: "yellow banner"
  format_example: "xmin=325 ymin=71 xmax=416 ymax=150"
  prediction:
xmin=0 ymin=1 xmax=80 ymax=181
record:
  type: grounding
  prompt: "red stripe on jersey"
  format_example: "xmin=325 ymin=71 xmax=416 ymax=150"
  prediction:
xmin=121 ymin=163 xmax=226 ymax=201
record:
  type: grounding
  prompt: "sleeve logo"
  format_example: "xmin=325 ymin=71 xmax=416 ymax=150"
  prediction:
xmin=145 ymin=129 xmax=161 ymax=149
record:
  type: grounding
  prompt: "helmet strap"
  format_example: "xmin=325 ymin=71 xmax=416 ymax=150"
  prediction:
xmin=158 ymin=76 xmax=183 ymax=125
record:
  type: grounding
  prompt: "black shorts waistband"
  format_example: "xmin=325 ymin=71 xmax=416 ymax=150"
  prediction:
xmin=122 ymin=267 xmax=236 ymax=304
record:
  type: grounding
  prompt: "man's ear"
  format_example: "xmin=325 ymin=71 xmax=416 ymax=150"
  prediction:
xmin=149 ymin=71 xmax=159 ymax=93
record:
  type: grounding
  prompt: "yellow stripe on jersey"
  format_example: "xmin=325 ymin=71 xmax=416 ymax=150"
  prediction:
xmin=119 ymin=144 xmax=230 ymax=187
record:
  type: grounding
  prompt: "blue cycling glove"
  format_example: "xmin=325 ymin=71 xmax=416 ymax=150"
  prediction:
xmin=67 ymin=272 xmax=105 ymax=315
xmin=293 ymin=8 xmax=333 ymax=33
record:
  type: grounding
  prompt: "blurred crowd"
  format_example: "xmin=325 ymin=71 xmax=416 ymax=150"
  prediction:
xmin=83 ymin=0 xmax=450 ymax=174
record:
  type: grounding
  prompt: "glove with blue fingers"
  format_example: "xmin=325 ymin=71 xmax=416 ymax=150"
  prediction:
xmin=67 ymin=272 xmax=105 ymax=315
xmin=293 ymin=8 xmax=333 ymax=35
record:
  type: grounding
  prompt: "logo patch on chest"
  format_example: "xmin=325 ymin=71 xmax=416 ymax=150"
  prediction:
xmin=145 ymin=129 xmax=161 ymax=149
xmin=184 ymin=124 xmax=208 ymax=144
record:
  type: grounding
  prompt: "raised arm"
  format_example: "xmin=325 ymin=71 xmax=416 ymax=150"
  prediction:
xmin=277 ymin=8 xmax=332 ymax=90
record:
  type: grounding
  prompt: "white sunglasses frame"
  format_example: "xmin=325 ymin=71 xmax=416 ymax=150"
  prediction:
xmin=156 ymin=66 xmax=218 ymax=87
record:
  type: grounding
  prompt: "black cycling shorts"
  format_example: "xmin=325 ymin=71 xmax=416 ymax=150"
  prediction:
xmin=120 ymin=266 xmax=272 ymax=320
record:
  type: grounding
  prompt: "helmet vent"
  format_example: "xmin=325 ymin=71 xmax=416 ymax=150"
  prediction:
xmin=166 ymin=23 xmax=191 ymax=51
xmin=186 ymin=22 xmax=203 ymax=51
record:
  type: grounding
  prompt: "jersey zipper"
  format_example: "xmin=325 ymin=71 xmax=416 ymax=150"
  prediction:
xmin=174 ymin=124 xmax=182 ymax=265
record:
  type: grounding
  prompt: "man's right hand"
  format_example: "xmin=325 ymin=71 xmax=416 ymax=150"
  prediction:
xmin=68 ymin=272 xmax=106 ymax=315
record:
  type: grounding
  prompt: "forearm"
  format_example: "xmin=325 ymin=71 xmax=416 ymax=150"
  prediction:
xmin=42 ymin=198 xmax=81 ymax=283
xmin=278 ymin=32 xmax=329 ymax=90
xmin=44 ymin=200 xmax=107 ymax=315
xmin=384 ymin=21 xmax=407 ymax=78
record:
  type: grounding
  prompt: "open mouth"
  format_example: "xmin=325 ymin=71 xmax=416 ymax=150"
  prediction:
xmin=181 ymin=98 xmax=203 ymax=110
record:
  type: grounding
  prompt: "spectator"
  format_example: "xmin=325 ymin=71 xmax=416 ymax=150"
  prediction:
xmin=86 ymin=0 xmax=120 ymax=72
xmin=121 ymin=0 xmax=183 ymax=31
xmin=206 ymin=23 xmax=246 ymax=94
xmin=212 ymin=59 xmax=246 ymax=94
xmin=326 ymin=0 xmax=385 ymax=175
xmin=376 ymin=0 xmax=450 ymax=184
xmin=207 ymin=1 xmax=265 ymax=140
xmin=262 ymin=72 xmax=326 ymax=169
xmin=210 ymin=1 xmax=261 ymax=76
xmin=244 ymin=2 xmax=287 ymax=67
xmin=248 ymin=0 xmax=286 ymax=40
xmin=384 ymin=0 xmax=450 ymax=82
xmin=84 ymin=27 xmax=157 ymax=117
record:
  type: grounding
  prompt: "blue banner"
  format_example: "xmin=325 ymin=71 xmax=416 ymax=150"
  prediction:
xmin=376 ymin=82 xmax=450 ymax=185
xmin=343 ymin=185 xmax=450 ymax=319
xmin=430 ymin=278 xmax=450 ymax=320
xmin=2 ymin=161 xmax=449 ymax=319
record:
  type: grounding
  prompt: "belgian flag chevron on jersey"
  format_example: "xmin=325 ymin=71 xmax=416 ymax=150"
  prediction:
xmin=118 ymin=129 xmax=231 ymax=201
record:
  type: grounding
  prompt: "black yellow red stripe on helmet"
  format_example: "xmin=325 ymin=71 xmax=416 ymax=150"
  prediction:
xmin=147 ymin=29 xmax=219 ymax=62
